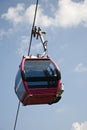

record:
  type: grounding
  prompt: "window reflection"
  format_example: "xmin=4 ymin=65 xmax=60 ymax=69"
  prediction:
xmin=24 ymin=59 xmax=60 ymax=88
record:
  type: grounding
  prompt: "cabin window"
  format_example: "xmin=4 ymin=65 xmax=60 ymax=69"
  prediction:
xmin=24 ymin=59 xmax=59 ymax=88
xmin=15 ymin=70 xmax=26 ymax=99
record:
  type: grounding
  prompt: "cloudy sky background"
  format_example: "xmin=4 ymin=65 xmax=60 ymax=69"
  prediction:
xmin=0 ymin=0 xmax=87 ymax=130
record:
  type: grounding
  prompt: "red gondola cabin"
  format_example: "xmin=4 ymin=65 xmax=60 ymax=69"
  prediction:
xmin=14 ymin=56 xmax=64 ymax=106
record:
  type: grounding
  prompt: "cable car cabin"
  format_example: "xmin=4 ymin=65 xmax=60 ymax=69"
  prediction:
xmin=15 ymin=56 xmax=64 ymax=106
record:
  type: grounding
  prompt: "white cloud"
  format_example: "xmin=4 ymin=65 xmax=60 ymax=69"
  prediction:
xmin=75 ymin=63 xmax=87 ymax=72
xmin=0 ymin=28 xmax=13 ymax=40
xmin=0 ymin=30 xmax=7 ymax=40
xmin=2 ymin=0 xmax=87 ymax=28
xmin=1 ymin=3 xmax=25 ymax=25
xmin=24 ymin=4 xmax=53 ymax=27
xmin=1 ymin=3 xmax=52 ymax=27
xmin=55 ymin=0 xmax=87 ymax=27
xmin=17 ymin=35 xmax=29 ymax=56
xmin=71 ymin=121 xmax=87 ymax=130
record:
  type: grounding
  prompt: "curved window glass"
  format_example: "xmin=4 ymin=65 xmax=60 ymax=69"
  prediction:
xmin=24 ymin=59 xmax=60 ymax=88
xmin=15 ymin=70 xmax=26 ymax=99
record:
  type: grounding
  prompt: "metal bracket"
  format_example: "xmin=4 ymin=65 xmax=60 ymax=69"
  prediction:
xmin=32 ymin=26 xmax=48 ymax=57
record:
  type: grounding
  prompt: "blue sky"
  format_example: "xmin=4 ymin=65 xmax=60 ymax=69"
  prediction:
xmin=0 ymin=0 xmax=87 ymax=130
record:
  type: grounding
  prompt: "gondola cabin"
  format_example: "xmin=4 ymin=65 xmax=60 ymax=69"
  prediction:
xmin=15 ymin=56 xmax=64 ymax=106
